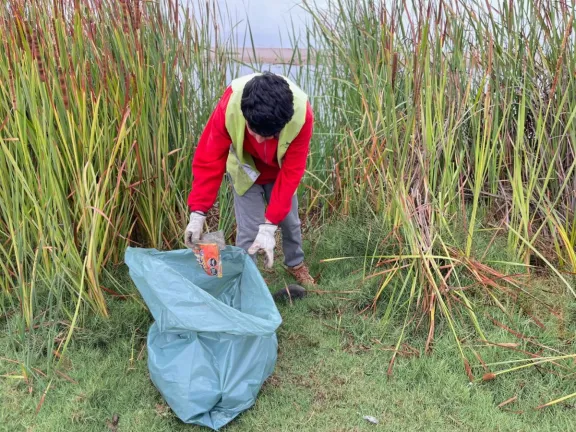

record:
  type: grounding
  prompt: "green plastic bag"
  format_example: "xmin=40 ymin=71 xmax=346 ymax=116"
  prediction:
xmin=125 ymin=246 xmax=282 ymax=430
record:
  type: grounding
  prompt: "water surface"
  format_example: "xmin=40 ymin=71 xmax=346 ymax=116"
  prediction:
xmin=185 ymin=0 xmax=328 ymax=48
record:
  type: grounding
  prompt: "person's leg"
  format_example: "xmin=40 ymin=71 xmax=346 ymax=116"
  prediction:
xmin=262 ymin=184 xmax=305 ymax=268
xmin=233 ymin=183 xmax=266 ymax=254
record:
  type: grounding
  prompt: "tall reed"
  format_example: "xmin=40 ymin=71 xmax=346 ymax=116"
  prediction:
xmin=0 ymin=0 xmax=239 ymax=324
xmin=301 ymin=0 xmax=576 ymax=374
xmin=302 ymin=0 xmax=575 ymax=279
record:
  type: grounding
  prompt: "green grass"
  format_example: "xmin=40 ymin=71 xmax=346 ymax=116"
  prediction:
xmin=1 ymin=283 xmax=575 ymax=431
xmin=1 ymin=221 xmax=575 ymax=432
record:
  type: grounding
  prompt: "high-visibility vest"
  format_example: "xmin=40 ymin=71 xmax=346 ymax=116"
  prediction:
xmin=225 ymin=73 xmax=308 ymax=195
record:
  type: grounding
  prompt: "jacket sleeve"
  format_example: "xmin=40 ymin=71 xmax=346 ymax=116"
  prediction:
xmin=265 ymin=102 xmax=314 ymax=224
xmin=187 ymin=88 xmax=233 ymax=213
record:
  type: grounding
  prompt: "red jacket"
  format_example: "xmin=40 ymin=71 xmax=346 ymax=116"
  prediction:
xmin=187 ymin=86 xmax=314 ymax=225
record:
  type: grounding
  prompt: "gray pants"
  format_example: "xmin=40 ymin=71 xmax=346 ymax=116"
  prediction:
xmin=233 ymin=183 xmax=304 ymax=267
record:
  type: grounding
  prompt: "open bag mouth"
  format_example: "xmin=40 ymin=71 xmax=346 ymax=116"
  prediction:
xmin=125 ymin=246 xmax=282 ymax=336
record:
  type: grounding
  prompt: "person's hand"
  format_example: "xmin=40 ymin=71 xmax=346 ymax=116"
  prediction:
xmin=184 ymin=211 xmax=206 ymax=248
xmin=248 ymin=223 xmax=278 ymax=268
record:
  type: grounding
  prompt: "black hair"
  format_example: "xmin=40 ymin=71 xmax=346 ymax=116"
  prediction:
xmin=240 ymin=72 xmax=294 ymax=137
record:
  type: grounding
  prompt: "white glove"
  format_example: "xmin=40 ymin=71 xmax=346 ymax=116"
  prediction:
xmin=248 ymin=223 xmax=278 ymax=269
xmin=184 ymin=211 xmax=206 ymax=248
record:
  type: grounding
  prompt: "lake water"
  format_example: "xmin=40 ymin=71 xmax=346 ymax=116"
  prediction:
xmin=183 ymin=0 xmax=506 ymax=50
xmin=184 ymin=0 xmax=328 ymax=48
xmin=183 ymin=0 xmax=328 ymax=85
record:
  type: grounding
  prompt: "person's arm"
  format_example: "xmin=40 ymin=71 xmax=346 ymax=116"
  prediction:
xmin=187 ymin=88 xmax=233 ymax=213
xmin=264 ymin=102 xmax=314 ymax=224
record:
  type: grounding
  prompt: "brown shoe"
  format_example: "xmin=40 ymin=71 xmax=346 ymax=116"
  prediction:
xmin=286 ymin=262 xmax=316 ymax=287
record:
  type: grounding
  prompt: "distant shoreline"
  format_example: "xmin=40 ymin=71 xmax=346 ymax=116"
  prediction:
xmin=222 ymin=48 xmax=314 ymax=66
